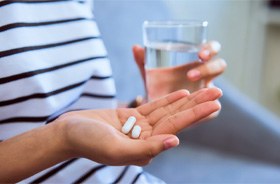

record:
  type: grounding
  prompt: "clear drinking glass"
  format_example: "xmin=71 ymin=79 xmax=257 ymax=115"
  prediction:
xmin=143 ymin=20 xmax=208 ymax=101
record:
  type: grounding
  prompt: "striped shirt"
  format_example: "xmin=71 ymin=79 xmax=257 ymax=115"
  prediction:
xmin=0 ymin=0 xmax=164 ymax=183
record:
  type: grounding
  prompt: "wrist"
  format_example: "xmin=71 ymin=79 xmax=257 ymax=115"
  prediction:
xmin=51 ymin=114 xmax=78 ymax=160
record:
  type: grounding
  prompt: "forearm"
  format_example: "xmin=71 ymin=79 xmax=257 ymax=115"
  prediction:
xmin=0 ymin=121 xmax=71 ymax=182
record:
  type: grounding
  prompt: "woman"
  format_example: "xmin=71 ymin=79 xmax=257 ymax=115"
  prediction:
xmin=0 ymin=0 xmax=225 ymax=183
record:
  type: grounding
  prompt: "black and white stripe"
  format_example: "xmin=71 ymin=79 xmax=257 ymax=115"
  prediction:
xmin=0 ymin=56 xmax=108 ymax=85
xmin=0 ymin=0 xmax=87 ymax=8
xmin=0 ymin=17 xmax=94 ymax=33
xmin=0 ymin=1 xmax=93 ymax=27
xmin=0 ymin=0 xmax=162 ymax=183
xmin=29 ymin=158 xmax=79 ymax=184
xmin=0 ymin=37 xmax=99 ymax=58
xmin=0 ymin=40 xmax=108 ymax=78
xmin=72 ymin=165 xmax=107 ymax=184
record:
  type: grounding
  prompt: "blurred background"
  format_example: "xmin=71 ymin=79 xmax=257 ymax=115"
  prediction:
xmin=94 ymin=0 xmax=280 ymax=183
xmin=96 ymin=0 xmax=280 ymax=118
xmin=165 ymin=0 xmax=280 ymax=118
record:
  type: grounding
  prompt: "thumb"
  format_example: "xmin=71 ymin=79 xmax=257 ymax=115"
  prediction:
xmin=147 ymin=134 xmax=180 ymax=151
xmin=132 ymin=45 xmax=146 ymax=82
xmin=124 ymin=134 xmax=179 ymax=162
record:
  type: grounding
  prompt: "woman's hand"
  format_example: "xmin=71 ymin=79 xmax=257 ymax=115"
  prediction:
xmin=132 ymin=41 xmax=227 ymax=88
xmin=188 ymin=41 xmax=227 ymax=86
xmin=0 ymin=88 xmax=221 ymax=182
xmin=57 ymin=88 xmax=222 ymax=166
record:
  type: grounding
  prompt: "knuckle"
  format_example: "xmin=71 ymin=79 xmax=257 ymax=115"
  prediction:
xmin=207 ymin=58 xmax=226 ymax=74
xmin=193 ymin=94 xmax=203 ymax=104
xmin=161 ymin=106 xmax=173 ymax=118
xmin=191 ymin=107 xmax=200 ymax=118
xmin=165 ymin=105 xmax=174 ymax=114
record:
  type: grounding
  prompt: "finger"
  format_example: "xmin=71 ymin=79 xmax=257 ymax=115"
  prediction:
xmin=168 ymin=88 xmax=208 ymax=111
xmin=132 ymin=45 xmax=145 ymax=65
xmin=178 ymin=87 xmax=222 ymax=111
xmin=137 ymin=89 xmax=189 ymax=115
xmin=150 ymin=88 xmax=221 ymax=128
xmin=146 ymin=89 xmax=208 ymax=124
xmin=204 ymin=100 xmax=221 ymax=120
xmin=153 ymin=100 xmax=221 ymax=135
xmin=187 ymin=58 xmax=227 ymax=82
xmin=157 ymin=88 xmax=221 ymax=120
xmin=119 ymin=134 xmax=179 ymax=164
xmin=132 ymin=45 xmax=146 ymax=81
xmin=199 ymin=40 xmax=221 ymax=61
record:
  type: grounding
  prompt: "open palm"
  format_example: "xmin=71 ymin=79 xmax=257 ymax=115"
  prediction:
xmin=78 ymin=87 xmax=221 ymax=136
xmin=61 ymin=88 xmax=222 ymax=166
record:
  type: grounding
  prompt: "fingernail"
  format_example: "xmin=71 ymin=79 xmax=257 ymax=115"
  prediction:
xmin=210 ymin=41 xmax=221 ymax=53
xmin=201 ymin=49 xmax=210 ymax=57
xmin=187 ymin=70 xmax=201 ymax=79
xmin=209 ymin=58 xmax=227 ymax=71
xmin=163 ymin=136 xmax=179 ymax=150
xmin=217 ymin=88 xmax=223 ymax=96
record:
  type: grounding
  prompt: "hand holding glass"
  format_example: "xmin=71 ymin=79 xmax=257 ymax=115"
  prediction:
xmin=143 ymin=20 xmax=208 ymax=101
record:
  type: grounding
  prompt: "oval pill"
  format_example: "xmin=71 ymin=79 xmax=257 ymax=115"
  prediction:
xmin=121 ymin=116 xmax=136 ymax=134
xmin=131 ymin=125 xmax=141 ymax=139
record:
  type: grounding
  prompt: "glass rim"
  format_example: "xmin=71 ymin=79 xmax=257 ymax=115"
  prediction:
xmin=143 ymin=20 xmax=208 ymax=28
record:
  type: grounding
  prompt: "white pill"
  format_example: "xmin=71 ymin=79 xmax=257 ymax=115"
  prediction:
xmin=121 ymin=116 xmax=136 ymax=134
xmin=131 ymin=125 xmax=141 ymax=139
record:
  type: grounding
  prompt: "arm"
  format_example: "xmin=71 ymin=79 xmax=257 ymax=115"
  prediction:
xmin=0 ymin=122 xmax=69 ymax=182
xmin=0 ymin=88 xmax=222 ymax=183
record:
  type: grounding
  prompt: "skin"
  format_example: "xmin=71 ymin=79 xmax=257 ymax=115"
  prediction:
xmin=132 ymin=40 xmax=227 ymax=89
xmin=0 ymin=88 xmax=222 ymax=182
xmin=0 ymin=38 xmax=224 ymax=182
xmin=133 ymin=41 xmax=227 ymax=118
